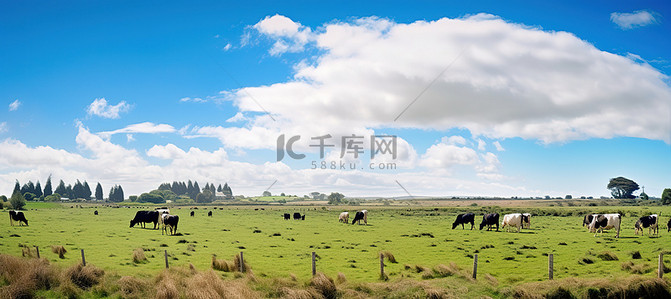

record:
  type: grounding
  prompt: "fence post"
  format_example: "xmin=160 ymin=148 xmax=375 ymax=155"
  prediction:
xmin=164 ymin=250 xmax=169 ymax=269
xmin=81 ymin=249 xmax=86 ymax=266
xmin=380 ymin=252 xmax=385 ymax=278
xmin=312 ymin=252 xmax=316 ymax=276
xmin=659 ymin=253 xmax=664 ymax=279
xmin=472 ymin=254 xmax=478 ymax=279
xmin=240 ymin=252 xmax=245 ymax=273
xmin=35 ymin=246 xmax=40 ymax=259
xmin=549 ymin=253 xmax=554 ymax=280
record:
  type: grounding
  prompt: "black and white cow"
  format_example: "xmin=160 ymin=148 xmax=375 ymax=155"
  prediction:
xmin=339 ymin=212 xmax=349 ymax=223
xmin=501 ymin=213 xmax=523 ymax=233
xmin=479 ymin=213 xmax=499 ymax=231
xmin=521 ymin=213 xmax=531 ymax=229
xmin=130 ymin=211 xmax=159 ymax=229
xmin=293 ymin=212 xmax=302 ymax=220
xmin=9 ymin=211 xmax=28 ymax=226
xmin=352 ymin=211 xmax=365 ymax=225
xmin=283 ymin=213 xmax=290 ymax=220
xmin=452 ymin=213 xmax=475 ymax=230
xmin=634 ymin=214 xmax=658 ymax=236
xmin=161 ymin=214 xmax=179 ymax=235
xmin=208 ymin=211 xmax=212 ymax=217
xmin=587 ymin=213 xmax=621 ymax=238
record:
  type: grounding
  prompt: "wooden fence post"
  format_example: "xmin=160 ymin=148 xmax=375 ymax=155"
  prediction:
xmin=240 ymin=252 xmax=245 ymax=273
xmin=549 ymin=253 xmax=554 ymax=280
xmin=312 ymin=252 xmax=316 ymax=276
xmin=35 ymin=246 xmax=40 ymax=259
xmin=81 ymin=249 xmax=86 ymax=266
xmin=472 ymin=254 xmax=478 ymax=279
xmin=164 ymin=250 xmax=169 ymax=269
xmin=380 ymin=252 xmax=385 ymax=278
xmin=659 ymin=253 xmax=664 ymax=279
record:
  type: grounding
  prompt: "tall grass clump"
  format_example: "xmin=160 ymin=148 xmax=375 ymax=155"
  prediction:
xmin=309 ymin=272 xmax=337 ymax=299
xmin=63 ymin=263 xmax=105 ymax=290
xmin=381 ymin=251 xmax=397 ymax=263
xmin=0 ymin=254 xmax=57 ymax=298
xmin=597 ymin=251 xmax=618 ymax=261
xmin=211 ymin=254 xmax=234 ymax=272
xmin=132 ymin=248 xmax=147 ymax=264
xmin=117 ymin=276 xmax=148 ymax=298
xmin=51 ymin=245 xmax=67 ymax=259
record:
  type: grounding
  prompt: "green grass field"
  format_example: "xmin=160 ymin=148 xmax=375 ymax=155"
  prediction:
xmin=1 ymin=202 xmax=670 ymax=287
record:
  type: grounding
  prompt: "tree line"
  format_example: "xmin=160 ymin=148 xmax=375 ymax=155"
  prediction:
xmin=131 ymin=181 xmax=234 ymax=204
xmin=8 ymin=176 xmax=125 ymax=205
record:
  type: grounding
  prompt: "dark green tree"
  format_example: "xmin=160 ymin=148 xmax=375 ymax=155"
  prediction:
xmin=10 ymin=189 xmax=26 ymax=210
xmin=13 ymin=180 xmax=21 ymax=195
xmin=34 ymin=181 xmax=43 ymax=198
xmin=196 ymin=189 xmax=214 ymax=203
xmin=607 ymin=177 xmax=639 ymax=199
xmin=223 ymin=183 xmax=233 ymax=200
xmin=43 ymin=175 xmax=53 ymax=196
xmin=73 ymin=180 xmax=84 ymax=199
xmin=95 ymin=183 xmax=103 ymax=201
xmin=262 ymin=190 xmax=271 ymax=197
xmin=327 ymin=192 xmax=345 ymax=205
xmin=192 ymin=181 xmax=200 ymax=200
xmin=217 ymin=184 xmax=223 ymax=193
xmin=65 ymin=184 xmax=73 ymax=199
xmin=662 ymin=188 xmax=671 ymax=205
xmin=54 ymin=180 xmax=66 ymax=198
xmin=83 ymin=181 xmax=92 ymax=200
xmin=158 ymin=183 xmax=172 ymax=191
xmin=21 ymin=181 xmax=35 ymax=196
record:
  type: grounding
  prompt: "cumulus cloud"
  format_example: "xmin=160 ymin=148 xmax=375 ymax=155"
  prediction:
xmin=97 ymin=122 xmax=176 ymax=139
xmin=229 ymin=14 xmax=670 ymax=146
xmin=87 ymin=98 xmax=131 ymax=119
xmin=611 ymin=10 xmax=659 ymax=29
xmin=252 ymin=14 xmax=313 ymax=55
xmin=8 ymin=100 xmax=20 ymax=111
xmin=493 ymin=141 xmax=505 ymax=151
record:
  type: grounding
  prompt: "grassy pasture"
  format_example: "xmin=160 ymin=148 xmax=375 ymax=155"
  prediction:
xmin=1 ymin=202 xmax=670 ymax=287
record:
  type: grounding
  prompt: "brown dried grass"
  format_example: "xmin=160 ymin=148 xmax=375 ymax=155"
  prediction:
xmin=117 ymin=275 xmax=149 ymax=298
xmin=63 ymin=263 xmax=105 ymax=290
xmin=132 ymin=248 xmax=148 ymax=264
xmin=211 ymin=254 xmax=234 ymax=272
xmin=51 ymin=245 xmax=67 ymax=259
xmin=309 ymin=272 xmax=337 ymax=299
xmin=0 ymin=254 xmax=57 ymax=298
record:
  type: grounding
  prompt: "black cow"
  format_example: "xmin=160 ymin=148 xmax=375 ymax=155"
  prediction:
xmin=352 ymin=211 xmax=365 ymax=225
xmin=94 ymin=210 xmax=98 ymax=215
xmin=9 ymin=211 xmax=28 ymax=226
xmin=452 ymin=213 xmax=475 ymax=230
xmin=479 ymin=213 xmax=499 ymax=231
xmin=283 ymin=213 xmax=290 ymax=220
xmin=208 ymin=211 xmax=212 ymax=217
xmin=301 ymin=215 xmax=305 ymax=220
xmin=635 ymin=214 xmax=658 ymax=236
xmin=668 ymin=218 xmax=671 ymax=232
xmin=162 ymin=215 xmax=179 ymax=235
xmin=130 ymin=211 xmax=159 ymax=229
xmin=293 ymin=212 xmax=302 ymax=220
xmin=190 ymin=211 xmax=195 ymax=217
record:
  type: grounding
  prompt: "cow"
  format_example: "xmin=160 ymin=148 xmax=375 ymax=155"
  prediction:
xmin=130 ymin=211 xmax=160 ymax=229
xmin=293 ymin=212 xmax=302 ymax=220
xmin=339 ymin=212 xmax=349 ymax=223
xmin=9 ymin=211 xmax=28 ymax=226
xmin=452 ymin=213 xmax=475 ymax=230
xmin=479 ymin=213 xmax=499 ymax=231
xmin=634 ymin=214 xmax=658 ymax=236
xmin=283 ymin=213 xmax=290 ymax=220
xmin=161 ymin=214 xmax=179 ymax=235
xmin=501 ymin=213 xmax=523 ymax=233
xmin=587 ymin=213 xmax=621 ymax=238
xmin=583 ymin=214 xmax=596 ymax=228
xmin=361 ymin=210 xmax=368 ymax=225
xmin=94 ymin=210 xmax=98 ymax=216
xmin=208 ymin=211 xmax=213 ymax=217
xmin=521 ymin=213 xmax=531 ymax=229
xmin=190 ymin=211 xmax=195 ymax=217
xmin=668 ymin=218 xmax=671 ymax=232
xmin=352 ymin=211 xmax=366 ymax=225
xmin=301 ymin=215 xmax=305 ymax=220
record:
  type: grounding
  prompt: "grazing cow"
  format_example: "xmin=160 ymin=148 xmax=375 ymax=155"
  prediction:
xmin=283 ymin=213 xmax=290 ymax=220
xmin=668 ymin=218 xmax=671 ymax=232
xmin=583 ymin=214 xmax=597 ymax=228
xmin=293 ymin=212 xmax=302 ymax=220
xmin=521 ymin=213 xmax=531 ymax=229
xmin=301 ymin=215 xmax=305 ymax=220
xmin=361 ymin=210 xmax=368 ymax=225
xmin=208 ymin=211 xmax=213 ymax=217
xmin=352 ymin=211 xmax=365 ymax=225
xmin=501 ymin=213 xmax=523 ymax=233
xmin=190 ymin=211 xmax=195 ymax=217
xmin=155 ymin=208 xmax=170 ymax=215
xmin=94 ymin=210 xmax=99 ymax=216
xmin=130 ymin=211 xmax=160 ymax=229
xmin=588 ymin=213 xmax=621 ymax=238
xmin=162 ymin=214 xmax=179 ymax=235
xmin=634 ymin=214 xmax=658 ymax=236
xmin=339 ymin=212 xmax=349 ymax=223
xmin=452 ymin=213 xmax=475 ymax=230
xmin=9 ymin=211 xmax=29 ymax=226
xmin=479 ymin=213 xmax=499 ymax=231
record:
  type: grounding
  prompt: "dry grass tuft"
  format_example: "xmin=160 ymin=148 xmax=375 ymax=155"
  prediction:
xmin=21 ymin=246 xmax=34 ymax=258
xmin=597 ymin=251 xmax=618 ymax=261
xmin=289 ymin=273 xmax=297 ymax=281
xmin=310 ymin=272 xmax=337 ymax=299
xmin=381 ymin=251 xmax=397 ymax=263
xmin=280 ymin=287 xmax=315 ymax=299
xmin=425 ymin=288 xmax=450 ymax=299
xmin=154 ymin=270 xmax=180 ymax=299
xmin=211 ymin=254 xmax=235 ymax=272
xmin=185 ymin=270 xmax=258 ymax=298
xmin=132 ymin=248 xmax=148 ymax=264
xmin=485 ymin=273 xmax=499 ymax=286
xmin=433 ymin=263 xmax=461 ymax=278
xmin=233 ymin=253 xmax=252 ymax=273
xmin=117 ymin=276 xmax=148 ymax=298
xmin=336 ymin=272 xmax=347 ymax=284
xmin=621 ymin=261 xmax=654 ymax=274
xmin=51 ymin=245 xmax=67 ymax=259
xmin=63 ymin=263 xmax=105 ymax=290
xmin=0 ymin=254 xmax=57 ymax=298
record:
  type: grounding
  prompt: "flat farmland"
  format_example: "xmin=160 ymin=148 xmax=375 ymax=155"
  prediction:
xmin=1 ymin=202 xmax=670 ymax=286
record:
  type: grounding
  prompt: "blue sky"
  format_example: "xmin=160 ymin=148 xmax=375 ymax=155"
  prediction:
xmin=1 ymin=1 xmax=670 ymax=198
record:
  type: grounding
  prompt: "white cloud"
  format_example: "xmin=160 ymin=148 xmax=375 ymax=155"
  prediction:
xmin=0 ymin=122 xmax=6 ymax=133
xmin=420 ymin=143 xmax=479 ymax=168
xmin=611 ymin=10 xmax=659 ymax=30
xmin=252 ymin=14 xmax=314 ymax=55
xmin=441 ymin=135 xmax=467 ymax=146
xmin=226 ymin=112 xmax=247 ymax=123
xmin=493 ymin=141 xmax=505 ymax=151
xmin=8 ymin=100 xmax=20 ymax=111
xmin=126 ymin=134 xmax=135 ymax=142
xmin=180 ymin=97 xmax=206 ymax=103
xmin=223 ymin=43 xmax=232 ymax=51
xmin=476 ymin=139 xmax=486 ymax=151
xmin=87 ymin=98 xmax=131 ymax=119
xmin=97 ymin=122 xmax=176 ymax=139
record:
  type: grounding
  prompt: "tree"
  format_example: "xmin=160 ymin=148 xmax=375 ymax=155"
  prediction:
xmin=0 ymin=195 xmax=7 ymax=202
xmin=662 ymin=189 xmax=671 ymax=205
xmin=217 ymin=184 xmax=223 ymax=193
xmin=35 ymin=181 xmax=43 ymax=198
xmin=65 ymin=184 xmax=73 ymax=200
xmin=640 ymin=192 xmax=649 ymax=200
xmin=262 ymin=191 xmax=271 ymax=197
xmin=196 ymin=190 xmax=214 ymax=203
xmin=223 ymin=183 xmax=233 ymax=200
xmin=55 ymin=180 xmax=66 ymax=198
xmin=83 ymin=181 xmax=92 ymax=200
xmin=108 ymin=185 xmax=125 ymax=202
xmin=565 ymin=195 xmax=572 ymax=199
xmin=158 ymin=183 xmax=172 ymax=191
xmin=327 ymin=192 xmax=345 ymax=205
xmin=73 ymin=180 xmax=84 ymax=199
xmin=10 ymin=189 xmax=26 ymax=210
xmin=138 ymin=192 xmax=166 ymax=204
xmin=607 ymin=177 xmax=639 ymax=199
xmin=21 ymin=181 xmax=35 ymax=196
xmin=95 ymin=183 xmax=103 ymax=201
xmin=13 ymin=180 xmax=21 ymax=195
xmin=44 ymin=175 xmax=53 ymax=196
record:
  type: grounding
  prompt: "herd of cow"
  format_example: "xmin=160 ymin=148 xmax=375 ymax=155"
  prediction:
xmin=7 ymin=208 xmax=671 ymax=239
